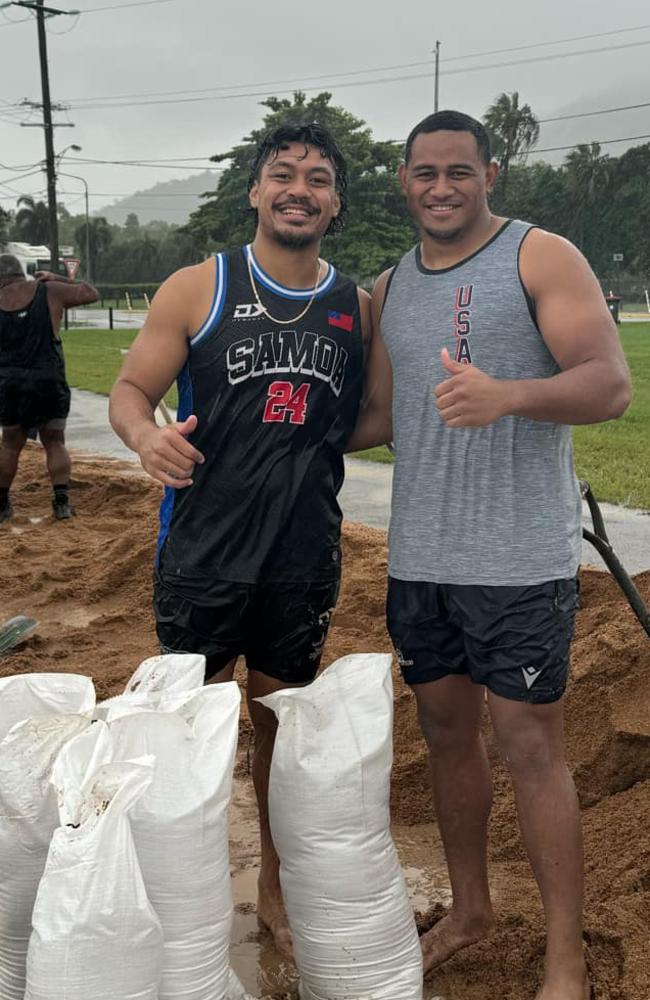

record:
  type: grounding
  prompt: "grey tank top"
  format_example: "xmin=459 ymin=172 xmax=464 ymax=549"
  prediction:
xmin=381 ymin=219 xmax=582 ymax=586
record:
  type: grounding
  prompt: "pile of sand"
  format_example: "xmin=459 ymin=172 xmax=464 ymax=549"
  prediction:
xmin=2 ymin=446 xmax=649 ymax=999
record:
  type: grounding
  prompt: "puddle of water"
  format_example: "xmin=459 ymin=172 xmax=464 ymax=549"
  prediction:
xmin=392 ymin=822 xmax=452 ymax=914
xmin=228 ymin=774 xmax=451 ymax=997
xmin=229 ymin=777 xmax=299 ymax=997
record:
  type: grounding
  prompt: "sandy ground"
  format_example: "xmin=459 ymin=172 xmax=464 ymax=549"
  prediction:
xmin=2 ymin=446 xmax=650 ymax=1000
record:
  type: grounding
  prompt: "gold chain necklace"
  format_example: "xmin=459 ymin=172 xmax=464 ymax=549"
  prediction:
xmin=246 ymin=246 xmax=322 ymax=326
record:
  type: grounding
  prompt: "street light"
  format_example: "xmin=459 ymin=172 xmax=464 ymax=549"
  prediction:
xmin=56 ymin=143 xmax=82 ymax=164
xmin=56 ymin=144 xmax=91 ymax=282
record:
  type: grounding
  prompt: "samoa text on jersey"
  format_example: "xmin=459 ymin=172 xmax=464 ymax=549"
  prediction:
xmin=156 ymin=246 xmax=364 ymax=597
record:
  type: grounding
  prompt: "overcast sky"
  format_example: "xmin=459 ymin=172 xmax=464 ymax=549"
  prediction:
xmin=1 ymin=0 xmax=649 ymax=222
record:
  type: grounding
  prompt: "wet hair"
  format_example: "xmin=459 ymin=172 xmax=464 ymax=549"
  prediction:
xmin=247 ymin=122 xmax=348 ymax=235
xmin=405 ymin=110 xmax=492 ymax=166
xmin=0 ymin=254 xmax=24 ymax=280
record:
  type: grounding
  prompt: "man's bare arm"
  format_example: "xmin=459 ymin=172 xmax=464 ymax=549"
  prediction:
xmin=346 ymin=269 xmax=394 ymax=452
xmin=36 ymin=271 xmax=99 ymax=308
xmin=109 ymin=265 xmax=208 ymax=489
xmin=435 ymin=231 xmax=631 ymax=428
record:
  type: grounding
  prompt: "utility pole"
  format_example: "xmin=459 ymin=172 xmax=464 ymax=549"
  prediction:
xmin=434 ymin=40 xmax=441 ymax=112
xmin=2 ymin=0 xmax=78 ymax=271
xmin=36 ymin=0 xmax=59 ymax=272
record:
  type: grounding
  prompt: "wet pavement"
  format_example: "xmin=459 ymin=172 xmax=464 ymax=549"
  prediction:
xmin=65 ymin=389 xmax=650 ymax=575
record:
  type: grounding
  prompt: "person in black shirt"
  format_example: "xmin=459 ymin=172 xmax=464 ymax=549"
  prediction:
xmin=0 ymin=254 xmax=98 ymax=521
xmin=110 ymin=123 xmax=370 ymax=959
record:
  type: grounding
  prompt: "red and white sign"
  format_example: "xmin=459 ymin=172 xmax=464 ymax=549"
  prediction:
xmin=64 ymin=258 xmax=80 ymax=279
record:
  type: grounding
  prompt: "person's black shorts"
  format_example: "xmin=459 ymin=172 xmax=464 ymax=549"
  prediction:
xmin=0 ymin=374 xmax=70 ymax=431
xmin=153 ymin=575 xmax=341 ymax=684
xmin=386 ymin=576 xmax=579 ymax=704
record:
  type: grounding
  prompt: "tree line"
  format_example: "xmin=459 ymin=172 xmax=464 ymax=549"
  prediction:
xmin=2 ymin=91 xmax=649 ymax=297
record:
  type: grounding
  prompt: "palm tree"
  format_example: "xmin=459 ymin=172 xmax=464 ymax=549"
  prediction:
xmin=12 ymin=195 xmax=51 ymax=245
xmin=483 ymin=92 xmax=540 ymax=192
xmin=564 ymin=143 xmax=610 ymax=251
xmin=75 ymin=216 xmax=113 ymax=280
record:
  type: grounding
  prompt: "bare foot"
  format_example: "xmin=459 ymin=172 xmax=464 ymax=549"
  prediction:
xmin=535 ymin=968 xmax=591 ymax=1000
xmin=257 ymin=882 xmax=294 ymax=963
xmin=420 ymin=909 xmax=494 ymax=975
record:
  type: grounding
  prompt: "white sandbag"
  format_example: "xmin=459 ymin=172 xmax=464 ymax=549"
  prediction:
xmin=259 ymin=654 xmax=423 ymax=1000
xmin=0 ymin=672 xmax=94 ymax=740
xmin=94 ymin=652 xmax=206 ymax=720
xmin=0 ymin=714 xmax=90 ymax=1000
xmin=105 ymin=682 xmax=241 ymax=1000
xmin=25 ymin=723 xmax=163 ymax=1000
xmin=125 ymin=653 xmax=206 ymax=694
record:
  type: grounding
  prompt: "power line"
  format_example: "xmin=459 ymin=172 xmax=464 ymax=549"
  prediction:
xmin=0 ymin=0 xmax=174 ymax=24
xmin=442 ymin=22 xmax=650 ymax=62
xmin=538 ymin=101 xmax=650 ymax=124
xmin=1 ymin=153 xmax=223 ymax=172
xmin=526 ymin=132 xmax=650 ymax=155
xmin=60 ymin=37 xmax=650 ymax=111
xmin=0 ymin=166 xmax=45 ymax=184
xmin=46 ymin=21 xmax=650 ymax=106
xmin=70 ymin=156 xmax=218 ymax=166
xmin=3 ymin=100 xmax=649 ymax=177
xmin=76 ymin=0 xmax=178 ymax=11
xmin=64 ymin=99 xmax=650 ymax=140
xmin=58 ymin=188 xmax=214 ymax=196
xmin=0 ymin=158 xmax=43 ymax=171
xmin=56 ymin=157 xmax=220 ymax=171
xmin=0 ymin=13 xmax=31 ymax=25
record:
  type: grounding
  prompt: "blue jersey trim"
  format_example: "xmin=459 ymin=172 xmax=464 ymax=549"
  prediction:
xmin=156 ymin=362 xmax=194 ymax=565
xmin=190 ymin=253 xmax=228 ymax=346
xmin=245 ymin=244 xmax=336 ymax=300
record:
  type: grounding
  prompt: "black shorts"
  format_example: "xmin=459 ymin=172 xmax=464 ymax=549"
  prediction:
xmin=0 ymin=374 xmax=70 ymax=431
xmin=153 ymin=574 xmax=341 ymax=684
xmin=386 ymin=576 xmax=579 ymax=704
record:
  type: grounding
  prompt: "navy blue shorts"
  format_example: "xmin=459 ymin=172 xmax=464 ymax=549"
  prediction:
xmin=153 ymin=575 xmax=340 ymax=684
xmin=386 ymin=576 xmax=579 ymax=704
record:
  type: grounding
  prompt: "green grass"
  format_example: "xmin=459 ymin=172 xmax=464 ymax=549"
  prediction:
xmin=61 ymin=323 xmax=650 ymax=509
xmin=573 ymin=324 xmax=650 ymax=509
xmin=61 ymin=328 xmax=178 ymax=408
xmin=355 ymin=323 xmax=650 ymax=510
xmin=352 ymin=445 xmax=395 ymax=463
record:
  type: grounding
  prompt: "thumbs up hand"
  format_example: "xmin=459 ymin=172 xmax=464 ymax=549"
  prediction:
xmin=135 ymin=413 xmax=205 ymax=488
xmin=434 ymin=347 xmax=513 ymax=427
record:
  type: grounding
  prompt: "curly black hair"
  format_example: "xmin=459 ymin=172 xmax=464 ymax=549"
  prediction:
xmin=247 ymin=122 xmax=348 ymax=235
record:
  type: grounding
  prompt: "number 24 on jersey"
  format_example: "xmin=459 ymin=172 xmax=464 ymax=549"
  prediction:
xmin=263 ymin=381 xmax=311 ymax=425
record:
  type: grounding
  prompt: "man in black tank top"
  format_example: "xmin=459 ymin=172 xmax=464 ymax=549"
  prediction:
xmin=110 ymin=124 xmax=369 ymax=959
xmin=348 ymin=112 xmax=631 ymax=999
xmin=0 ymin=254 xmax=98 ymax=522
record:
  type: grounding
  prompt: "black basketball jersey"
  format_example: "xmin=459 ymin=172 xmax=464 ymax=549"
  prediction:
xmin=156 ymin=245 xmax=364 ymax=596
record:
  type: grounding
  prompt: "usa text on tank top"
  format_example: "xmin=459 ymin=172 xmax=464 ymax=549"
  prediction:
xmin=157 ymin=245 xmax=364 ymax=594
xmin=381 ymin=219 xmax=582 ymax=587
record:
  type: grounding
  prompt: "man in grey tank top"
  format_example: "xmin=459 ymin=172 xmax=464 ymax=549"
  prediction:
xmin=348 ymin=111 xmax=630 ymax=1000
